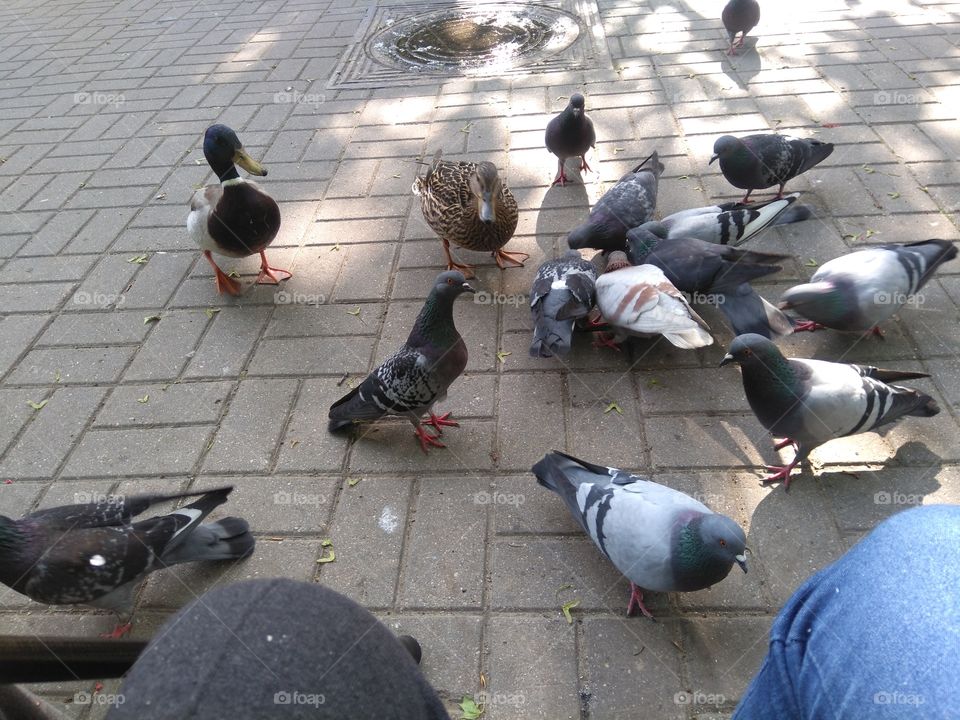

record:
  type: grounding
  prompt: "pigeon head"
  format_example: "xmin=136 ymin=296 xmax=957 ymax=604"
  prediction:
xmin=673 ymin=513 xmax=748 ymax=590
xmin=203 ymin=124 xmax=266 ymax=181
xmin=709 ymin=135 xmax=741 ymax=165
xmin=569 ymin=93 xmax=585 ymax=116
xmin=605 ymin=251 xmax=631 ymax=273
xmin=719 ymin=333 xmax=783 ymax=368
xmin=625 ymin=224 xmax=664 ymax=264
xmin=567 ymin=215 xmax=626 ymax=251
xmin=432 ymin=270 xmax=475 ymax=300
xmin=468 ymin=162 xmax=502 ymax=224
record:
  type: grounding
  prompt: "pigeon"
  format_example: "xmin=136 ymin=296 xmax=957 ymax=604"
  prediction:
xmin=660 ymin=193 xmax=811 ymax=246
xmin=722 ymin=0 xmax=760 ymax=55
xmin=626 ymin=221 xmax=794 ymax=338
xmin=532 ymin=451 xmax=747 ymax=617
xmin=567 ymin=152 xmax=664 ymax=251
xmin=0 ymin=486 xmax=253 ymax=637
xmin=710 ymin=134 xmax=834 ymax=202
xmin=594 ymin=251 xmax=713 ymax=349
xmin=328 ymin=271 xmax=474 ymax=453
xmin=780 ymin=239 xmax=957 ymax=335
xmin=721 ymin=334 xmax=939 ymax=488
xmin=529 ymin=250 xmax=599 ymax=358
xmin=545 ymin=92 xmax=596 ymax=186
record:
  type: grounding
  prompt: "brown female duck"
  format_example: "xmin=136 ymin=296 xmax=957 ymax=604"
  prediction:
xmin=413 ymin=150 xmax=525 ymax=276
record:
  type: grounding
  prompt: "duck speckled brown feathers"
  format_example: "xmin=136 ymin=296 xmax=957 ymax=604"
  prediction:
xmin=413 ymin=150 xmax=525 ymax=276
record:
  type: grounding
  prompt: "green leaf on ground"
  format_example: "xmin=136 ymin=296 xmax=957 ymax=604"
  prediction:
xmin=459 ymin=696 xmax=484 ymax=720
xmin=805 ymin=258 xmax=819 ymax=267
xmin=604 ymin=401 xmax=623 ymax=415
xmin=137 ymin=395 xmax=149 ymax=404
xmin=205 ymin=307 xmax=220 ymax=319
xmin=144 ymin=315 xmax=161 ymax=324
xmin=496 ymin=350 xmax=511 ymax=364
xmin=317 ymin=540 xmax=336 ymax=564
xmin=128 ymin=254 xmax=148 ymax=264
xmin=27 ymin=400 xmax=48 ymax=411
xmin=562 ymin=599 xmax=581 ymax=624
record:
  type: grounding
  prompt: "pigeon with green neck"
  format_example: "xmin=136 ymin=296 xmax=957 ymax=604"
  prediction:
xmin=721 ymin=333 xmax=939 ymax=489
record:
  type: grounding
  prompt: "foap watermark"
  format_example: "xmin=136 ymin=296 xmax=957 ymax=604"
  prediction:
xmin=274 ymin=691 xmax=325 ymax=707
xmin=274 ymin=290 xmax=327 ymax=306
xmin=874 ymin=491 xmax=923 ymax=506
xmin=874 ymin=90 xmax=922 ymax=107
xmin=74 ymin=91 xmax=125 ymax=107
xmin=475 ymin=691 xmax=526 ymax=708
xmin=674 ymin=690 xmax=727 ymax=707
xmin=874 ymin=291 xmax=925 ymax=307
xmin=689 ymin=291 xmax=726 ymax=306
xmin=874 ymin=691 xmax=925 ymax=706
xmin=473 ymin=490 xmax=525 ymax=507
xmin=273 ymin=89 xmax=326 ymax=109
xmin=75 ymin=491 xmax=124 ymax=505
xmin=474 ymin=291 xmax=527 ymax=307
xmin=273 ymin=491 xmax=325 ymax=507
xmin=74 ymin=290 xmax=126 ymax=308
xmin=74 ymin=691 xmax=125 ymax=707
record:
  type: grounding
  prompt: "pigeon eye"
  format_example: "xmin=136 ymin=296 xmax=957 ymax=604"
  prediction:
xmin=719 ymin=539 xmax=727 ymax=547
xmin=743 ymin=349 xmax=753 ymax=357
xmin=446 ymin=278 xmax=454 ymax=285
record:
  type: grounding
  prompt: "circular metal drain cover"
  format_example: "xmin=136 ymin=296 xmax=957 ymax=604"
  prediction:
xmin=368 ymin=4 xmax=581 ymax=76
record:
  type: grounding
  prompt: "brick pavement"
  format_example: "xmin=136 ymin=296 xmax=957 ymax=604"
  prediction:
xmin=1 ymin=0 xmax=959 ymax=717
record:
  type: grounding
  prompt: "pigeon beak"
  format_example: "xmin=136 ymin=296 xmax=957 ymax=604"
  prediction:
xmin=461 ymin=282 xmax=475 ymax=294
xmin=719 ymin=353 xmax=735 ymax=367
xmin=708 ymin=154 xmax=719 ymax=165
xmin=735 ymin=554 xmax=748 ymax=573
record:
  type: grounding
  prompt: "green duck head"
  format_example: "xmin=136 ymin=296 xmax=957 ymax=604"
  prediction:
xmin=203 ymin=124 xmax=268 ymax=182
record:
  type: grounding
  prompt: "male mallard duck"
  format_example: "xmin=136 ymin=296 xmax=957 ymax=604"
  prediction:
xmin=413 ymin=150 xmax=525 ymax=277
xmin=187 ymin=124 xmax=290 ymax=295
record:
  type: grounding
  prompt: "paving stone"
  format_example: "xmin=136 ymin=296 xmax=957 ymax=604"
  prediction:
xmin=247 ymin=335 xmax=373 ymax=375
xmin=7 ymin=346 xmax=136 ymax=385
xmin=0 ymin=315 xmax=48 ymax=378
xmin=198 ymin=475 xmax=337 ymax=534
xmin=95 ymin=381 xmax=232 ymax=427
xmin=680 ymin=617 xmax=772 ymax=709
xmin=38 ymin=310 xmax=151 ymax=346
xmin=496 ymin=373 xmax=565 ymax=471
xmin=318 ymin=478 xmax=411 ymax=608
xmin=203 ymin=378 xmax=298 ymax=472
xmin=183 ymin=306 xmax=271 ymax=378
xmin=123 ymin=309 xmax=210 ymax=382
xmin=275 ymin=378 xmax=349 ymax=473
xmin=61 ymin=426 xmax=211 ymax=478
xmin=0 ymin=281 xmax=75 ymax=313
xmin=646 ymin=415 xmax=773 ymax=470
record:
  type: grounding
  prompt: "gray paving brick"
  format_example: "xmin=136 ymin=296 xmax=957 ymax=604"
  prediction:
xmin=0 ymin=281 xmax=75 ymax=313
xmin=7 ymin=346 xmax=136 ymax=385
xmin=247 ymin=335 xmax=373 ymax=376
xmin=0 ymin=386 xmax=106 ymax=479
xmin=203 ymin=378 xmax=298 ymax=472
xmin=38 ymin=310 xmax=152 ymax=346
xmin=62 ymin=425 xmax=210 ymax=478
xmin=680 ymin=617 xmax=771 ymax=708
xmin=183 ymin=306 xmax=271 ymax=378
xmin=123 ymin=309 xmax=210 ymax=382
xmin=0 ymin=315 xmax=47 ymax=378
xmin=275 ymin=378 xmax=349 ymax=473
xmin=201 ymin=475 xmax=337 ymax=534
xmin=95 ymin=381 xmax=233 ymax=427
xmin=497 ymin=373 xmax=565 ymax=471
xmin=318 ymin=478 xmax=411 ymax=608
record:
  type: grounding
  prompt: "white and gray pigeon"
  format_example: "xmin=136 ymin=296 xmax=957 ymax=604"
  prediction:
xmin=0 ymin=486 xmax=253 ymax=637
xmin=710 ymin=134 xmax=834 ymax=202
xmin=594 ymin=251 xmax=714 ymax=350
xmin=780 ymin=239 xmax=957 ymax=335
xmin=567 ymin=152 xmax=664 ymax=251
xmin=660 ymin=193 xmax=811 ymax=246
xmin=545 ymin=92 xmax=596 ymax=187
xmin=532 ymin=451 xmax=747 ymax=618
xmin=529 ymin=250 xmax=599 ymax=358
xmin=626 ymin=221 xmax=794 ymax=339
xmin=328 ymin=270 xmax=474 ymax=453
xmin=721 ymin=333 xmax=939 ymax=489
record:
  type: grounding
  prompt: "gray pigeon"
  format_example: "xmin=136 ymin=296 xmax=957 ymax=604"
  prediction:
xmin=529 ymin=250 xmax=598 ymax=358
xmin=721 ymin=334 xmax=939 ymax=489
xmin=710 ymin=134 xmax=833 ymax=202
xmin=567 ymin=152 xmax=664 ymax=251
xmin=328 ymin=270 xmax=474 ymax=453
xmin=722 ymin=0 xmax=760 ymax=55
xmin=0 ymin=486 xmax=253 ymax=636
xmin=545 ymin=93 xmax=596 ymax=186
xmin=626 ymin=221 xmax=794 ymax=338
xmin=660 ymin=193 xmax=810 ymax=246
xmin=780 ymin=239 xmax=957 ymax=335
xmin=532 ymin=451 xmax=747 ymax=617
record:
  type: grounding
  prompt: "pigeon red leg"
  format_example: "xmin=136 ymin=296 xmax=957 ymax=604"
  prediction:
xmin=762 ymin=456 xmax=801 ymax=490
xmin=100 ymin=623 xmax=133 ymax=640
xmin=740 ymin=189 xmax=753 ymax=203
xmin=626 ymin=583 xmax=655 ymax=619
xmin=424 ymin=411 xmax=459 ymax=435
xmin=256 ymin=251 xmax=292 ymax=285
xmin=870 ymin=326 xmax=885 ymax=338
xmin=773 ymin=437 xmax=797 ymax=451
xmin=551 ymin=159 xmax=568 ymax=187
xmin=203 ymin=251 xmax=242 ymax=296
xmin=774 ymin=183 xmax=786 ymax=200
xmin=592 ymin=332 xmax=622 ymax=352
xmin=793 ymin=320 xmax=826 ymax=333
xmin=579 ymin=156 xmax=592 ymax=173
xmin=414 ymin=425 xmax=445 ymax=454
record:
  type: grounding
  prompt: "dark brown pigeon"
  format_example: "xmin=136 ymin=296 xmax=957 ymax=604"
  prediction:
xmin=545 ymin=93 xmax=596 ymax=186
xmin=722 ymin=0 xmax=760 ymax=55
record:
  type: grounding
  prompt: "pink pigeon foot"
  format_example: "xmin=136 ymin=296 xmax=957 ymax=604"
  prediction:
xmin=414 ymin=425 xmax=445 ymax=454
xmin=423 ymin=411 xmax=459 ymax=435
xmin=793 ymin=321 xmax=826 ymax=333
xmin=626 ymin=583 xmax=655 ymax=619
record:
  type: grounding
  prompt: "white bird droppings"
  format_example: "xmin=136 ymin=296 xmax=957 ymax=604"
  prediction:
xmin=379 ymin=506 xmax=399 ymax=534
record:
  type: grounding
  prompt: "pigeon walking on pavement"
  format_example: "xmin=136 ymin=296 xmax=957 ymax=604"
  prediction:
xmin=722 ymin=0 xmax=761 ymax=55
xmin=328 ymin=271 xmax=474 ymax=453
xmin=532 ymin=451 xmax=748 ymax=618
xmin=545 ymin=93 xmax=596 ymax=187
xmin=626 ymin=221 xmax=794 ymax=338
xmin=721 ymin=334 xmax=939 ymax=489
xmin=780 ymin=239 xmax=957 ymax=335
xmin=529 ymin=250 xmax=599 ymax=358
xmin=0 ymin=486 xmax=254 ymax=637
xmin=660 ymin=193 xmax=810 ymax=246
xmin=567 ymin=152 xmax=664 ymax=251
xmin=710 ymin=134 xmax=833 ymax=202
xmin=594 ymin=251 xmax=713 ymax=349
